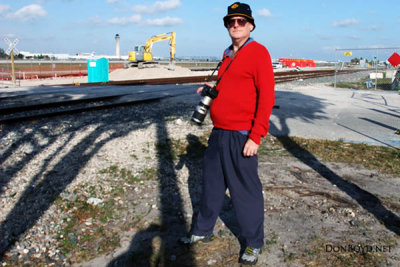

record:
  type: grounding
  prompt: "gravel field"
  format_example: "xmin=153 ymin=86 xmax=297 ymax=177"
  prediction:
xmin=1 ymin=71 xmax=399 ymax=266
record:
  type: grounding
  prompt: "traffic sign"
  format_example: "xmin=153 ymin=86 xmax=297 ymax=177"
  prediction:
xmin=344 ymin=51 xmax=352 ymax=56
xmin=4 ymin=37 xmax=19 ymax=55
xmin=388 ymin=52 xmax=400 ymax=67
xmin=3 ymin=37 xmax=19 ymax=85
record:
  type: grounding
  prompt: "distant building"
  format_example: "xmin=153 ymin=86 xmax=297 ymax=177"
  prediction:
xmin=18 ymin=51 xmax=127 ymax=60
xmin=20 ymin=51 xmax=70 ymax=60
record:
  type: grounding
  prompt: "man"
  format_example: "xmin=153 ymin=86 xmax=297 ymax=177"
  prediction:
xmin=185 ymin=2 xmax=275 ymax=265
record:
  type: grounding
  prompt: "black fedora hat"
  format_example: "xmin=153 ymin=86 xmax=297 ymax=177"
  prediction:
xmin=223 ymin=2 xmax=255 ymax=30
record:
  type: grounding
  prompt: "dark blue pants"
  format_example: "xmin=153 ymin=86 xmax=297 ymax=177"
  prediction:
xmin=193 ymin=128 xmax=264 ymax=248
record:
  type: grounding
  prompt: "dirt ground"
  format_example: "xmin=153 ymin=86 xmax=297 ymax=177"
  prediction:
xmin=1 ymin=72 xmax=399 ymax=266
xmin=71 ymin=151 xmax=400 ymax=266
xmin=72 ymin=98 xmax=400 ymax=267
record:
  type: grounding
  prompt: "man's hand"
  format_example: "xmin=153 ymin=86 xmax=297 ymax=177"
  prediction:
xmin=243 ymin=138 xmax=259 ymax=157
xmin=197 ymin=82 xmax=214 ymax=94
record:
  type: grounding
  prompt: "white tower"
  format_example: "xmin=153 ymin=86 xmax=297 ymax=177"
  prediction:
xmin=115 ymin=34 xmax=120 ymax=58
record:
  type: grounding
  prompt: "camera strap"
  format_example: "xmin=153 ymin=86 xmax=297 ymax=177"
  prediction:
xmin=208 ymin=38 xmax=251 ymax=87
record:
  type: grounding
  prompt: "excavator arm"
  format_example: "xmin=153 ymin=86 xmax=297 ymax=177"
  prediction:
xmin=127 ymin=31 xmax=176 ymax=69
xmin=144 ymin=31 xmax=176 ymax=61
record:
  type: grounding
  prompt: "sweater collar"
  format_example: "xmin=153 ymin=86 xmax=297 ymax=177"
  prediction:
xmin=224 ymin=38 xmax=253 ymax=58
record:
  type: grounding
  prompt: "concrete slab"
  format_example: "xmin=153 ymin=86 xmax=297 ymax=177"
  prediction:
xmin=270 ymin=84 xmax=400 ymax=148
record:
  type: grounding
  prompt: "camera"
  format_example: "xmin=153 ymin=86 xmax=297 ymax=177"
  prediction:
xmin=191 ymin=84 xmax=218 ymax=124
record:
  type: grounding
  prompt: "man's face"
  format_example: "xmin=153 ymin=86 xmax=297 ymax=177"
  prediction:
xmin=226 ymin=16 xmax=253 ymax=40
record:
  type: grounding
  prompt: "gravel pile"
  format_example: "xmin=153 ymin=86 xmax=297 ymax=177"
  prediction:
xmin=16 ymin=65 xmax=214 ymax=87
xmin=109 ymin=65 xmax=213 ymax=81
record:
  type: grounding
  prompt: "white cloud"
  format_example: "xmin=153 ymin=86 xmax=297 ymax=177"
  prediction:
xmin=0 ymin=4 xmax=11 ymax=14
xmin=332 ymin=18 xmax=359 ymax=27
xmin=5 ymin=4 xmax=47 ymax=22
xmin=133 ymin=0 xmax=181 ymax=14
xmin=102 ymin=0 xmax=184 ymax=27
xmin=107 ymin=14 xmax=141 ymax=25
xmin=257 ymin=8 xmax=272 ymax=18
xmin=144 ymin=16 xmax=183 ymax=26
xmin=106 ymin=0 xmax=118 ymax=3
xmin=363 ymin=25 xmax=380 ymax=31
xmin=347 ymin=34 xmax=360 ymax=40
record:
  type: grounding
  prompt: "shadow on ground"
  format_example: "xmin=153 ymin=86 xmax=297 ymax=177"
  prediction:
xmin=1 ymin=89 xmax=399 ymax=266
xmin=270 ymin=93 xmax=400 ymax=235
xmin=0 ymin=95 xmax=198 ymax=266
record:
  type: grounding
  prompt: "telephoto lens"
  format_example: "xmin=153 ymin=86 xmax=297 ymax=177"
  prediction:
xmin=191 ymin=85 xmax=218 ymax=124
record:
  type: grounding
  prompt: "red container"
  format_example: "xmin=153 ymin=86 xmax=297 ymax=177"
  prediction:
xmin=278 ymin=58 xmax=315 ymax=68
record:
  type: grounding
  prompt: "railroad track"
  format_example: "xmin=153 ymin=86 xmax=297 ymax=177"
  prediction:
xmin=0 ymin=68 xmax=365 ymax=123
xmin=42 ymin=68 xmax=359 ymax=86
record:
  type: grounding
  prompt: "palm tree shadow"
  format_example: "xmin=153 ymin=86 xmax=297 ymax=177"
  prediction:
xmin=107 ymin=224 xmax=162 ymax=267
xmin=269 ymin=90 xmax=400 ymax=235
xmin=0 ymin=114 xmax=156 ymax=258
xmin=0 ymin=96 xmax=197 ymax=266
xmin=108 ymin=112 xmax=195 ymax=266
xmin=0 ymin=125 xmax=75 ymax=196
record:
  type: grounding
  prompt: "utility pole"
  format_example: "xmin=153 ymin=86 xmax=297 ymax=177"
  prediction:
xmin=10 ymin=49 xmax=16 ymax=85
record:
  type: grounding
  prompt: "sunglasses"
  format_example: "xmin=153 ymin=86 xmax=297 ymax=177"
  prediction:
xmin=227 ymin=18 xmax=248 ymax=28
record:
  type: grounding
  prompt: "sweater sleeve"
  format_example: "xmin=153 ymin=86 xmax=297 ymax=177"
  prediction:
xmin=249 ymin=46 xmax=275 ymax=145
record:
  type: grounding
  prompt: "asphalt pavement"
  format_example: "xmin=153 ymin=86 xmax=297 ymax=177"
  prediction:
xmin=270 ymin=85 xmax=400 ymax=149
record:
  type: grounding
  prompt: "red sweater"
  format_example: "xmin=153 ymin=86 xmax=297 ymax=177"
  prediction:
xmin=210 ymin=40 xmax=275 ymax=144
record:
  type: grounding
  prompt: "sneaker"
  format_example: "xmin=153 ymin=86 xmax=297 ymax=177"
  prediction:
xmin=239 ymin=246 xmax=261 ymax=265
xmin=179 ymin=233 xmax=215 ymax=245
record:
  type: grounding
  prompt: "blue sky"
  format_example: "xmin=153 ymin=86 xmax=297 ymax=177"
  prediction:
xmin=1 ymin=0 xmax=399 ymax=61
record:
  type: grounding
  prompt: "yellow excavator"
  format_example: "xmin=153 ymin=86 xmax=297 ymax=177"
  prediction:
xmin=126 ymin=31 xmax=176 ymax=70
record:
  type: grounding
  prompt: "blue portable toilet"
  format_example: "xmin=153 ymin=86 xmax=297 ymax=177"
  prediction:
xmin=87 ymin=58 xmax=109 ymax=83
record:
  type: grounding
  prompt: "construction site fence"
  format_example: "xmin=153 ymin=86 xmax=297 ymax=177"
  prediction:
xmin=0 ymin=59 xmax=223 ymax=81
xmin=0 ymin=60 xmax=124 ymax=81
xmin=1 ymin=59 xmax=396 ymax=89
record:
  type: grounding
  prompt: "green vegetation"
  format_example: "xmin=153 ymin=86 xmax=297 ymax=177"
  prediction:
xmin=260 ymin=136 xmax=400 ymax=175
xmin=0 ymin=48 xmax=8 ymax=59
xmin=56 ymin=194 xmax=122 ymax=262
xmin=55 ymin=162 xmax=161 ymax=262
xmin=331 ymin=75 xmax=396 ymax=91
xmin=265 ymin=232 xmax=278 ymax=246
xmin=0 ymin=48 xmax=24 ymax=59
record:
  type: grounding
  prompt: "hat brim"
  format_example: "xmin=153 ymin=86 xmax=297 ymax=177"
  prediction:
xmin=223 ymin=13 xmax=255 ymax=30
xmin=223 ymin=13 xmax=254 ymax=22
